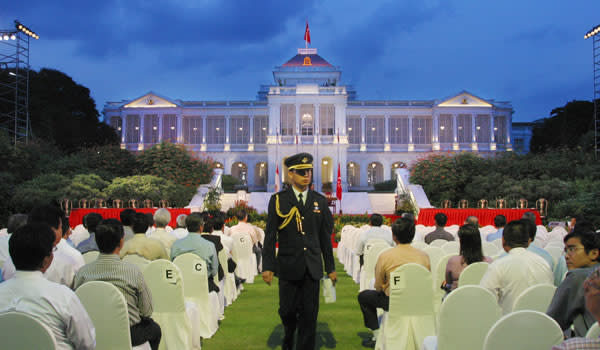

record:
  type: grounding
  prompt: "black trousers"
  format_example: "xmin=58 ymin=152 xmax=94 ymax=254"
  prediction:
xmin=358 ymin=290 xmax=389 ymax=330
xmin=130 ymin=317 xmax=162 ymax=350
xmin=278 ymin=271 xmax=320 ymax=350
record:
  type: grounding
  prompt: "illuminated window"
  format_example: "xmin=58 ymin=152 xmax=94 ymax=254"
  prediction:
xmin=183 ymin=116 xmax=202 ymax=144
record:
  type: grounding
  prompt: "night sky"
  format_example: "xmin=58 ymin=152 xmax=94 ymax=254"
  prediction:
xmin=2 ymin=1 xmax=599 ymax=122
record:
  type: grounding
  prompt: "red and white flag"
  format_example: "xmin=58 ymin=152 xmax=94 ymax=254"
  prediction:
xmin=304 ymin=21 xmax=311 ymax=44
xmin=336 ymin=163 xmax=342 ymax=201
xmin=275 ymin=165 xmax=280 ymax=192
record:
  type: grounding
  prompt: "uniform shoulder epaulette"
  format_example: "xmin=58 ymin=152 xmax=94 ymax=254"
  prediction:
xmin=311 ymin=191 xmax=327 ymax=199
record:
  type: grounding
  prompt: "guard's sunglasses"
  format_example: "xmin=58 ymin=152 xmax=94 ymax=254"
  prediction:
xmin=294 ymin=168 xmax=312 ymax=176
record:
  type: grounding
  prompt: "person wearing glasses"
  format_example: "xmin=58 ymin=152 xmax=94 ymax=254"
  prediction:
xmin=547 ymin=230 xmax=600 ymax=338
xmin=262 ymin=152 xmax=336 ymax=350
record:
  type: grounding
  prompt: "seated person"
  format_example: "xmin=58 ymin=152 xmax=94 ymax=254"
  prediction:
xmin=76 ymin=212 xmax=103 ymax=254
xmin=425 ymin=213 xmax=454 ymax=244
xmin=119 ymin=208 xmax=137 ymax=241
xmin=553 ymin=267 xmax=600 ymax=349
xmin=443 ymin=224 xmax=492 ymax=292
xmin=120 ymin=213 xmax=169 ymax=261
xmin=357 ymin=218 xmax=430 ymax=348
xmin=486 ymin=215 xmax=506 ymax=242
xmin=354 ymin=214 xmax=394 ymax=265
xmin=74 ymin=219 xmax=161 ymax=350
xmin=148 ymin=208 xmax=176 ymax=251
xmin=547 ymin=230 xmax=600 ymax=337
xmin=0 ymin=223 xmax=95 ymax=349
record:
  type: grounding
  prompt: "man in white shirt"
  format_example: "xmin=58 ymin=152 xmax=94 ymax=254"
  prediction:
xmin=0 ymin=214 xmax=27 ymax=266
xmin=45 ymin=215 xmax=85 ymax=288
xmin=480 ymin=220 xmax=553 ymax=314
xmin=229 ymin=208 xmax=264 ymax=272
xmin=170 ymin=214 xmax=189 ymax=240
xmin=354 ymin=214 xmax=393 ymax=265
xmin=148 ymin=208 xmax=176 ymax=251
xmin=211 ymin=213 xmax=234 ymax=253
xmin=0 ymin=222 xmax=96 ymax=350
xmin=119 ymin=208 xmax=137 ymax=241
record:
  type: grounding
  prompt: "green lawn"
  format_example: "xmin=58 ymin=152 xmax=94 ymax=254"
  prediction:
xmin=202 ymin=255 xmax=371 ymax=349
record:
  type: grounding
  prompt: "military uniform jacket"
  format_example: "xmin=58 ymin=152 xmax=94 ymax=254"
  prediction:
xmin=263 ymin=188 xmax=335 ymax=281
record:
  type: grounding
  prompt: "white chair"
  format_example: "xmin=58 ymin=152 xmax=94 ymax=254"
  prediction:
xmin=143 ymin=259 xmax=196 ymax=349
xmin=360 ymin=243 xmax=392 ymax=291
xmin=433 ymin=254 xmax=457 ymax=311
xmin=512 ymin=283 xmax=557 ymax=313
xmin=544 ymin=246 xmax=563 ymax=267
xmin=231 ymin=232 xmax=257 ymax=283
xmin=75 ymin=281 xmax=151 ymax=350
xmin=173 ymin=253 xmax=220 ymax=339
xmin=82 ymin=250 xmax=99 ymax=264
xmin=219 ymin=249 xmax=238 ymax=306
xmin=483 ymin=310 xmax=563 ymax=350
xmin=411 ymin=241 xmax=428 ymax=250
xmin=458 ymin=262 xmax=489 ymax=287
xmin=375 ymin=263 xmax=435 ymax=350
xmin=0 ymin=311 xmax=57 ymax=349
xmin=429 ymin=239 xmax=447 ymax=247
xmin=586 ymin=322 xmax=600 ymax=338
xmin=440 ymin=241 xmax=459 ymax=255
xmin=122 ymin=254 xmax=151 ymax=271
xmin=482 ymin=242 xmax=500 ymax=257
xmin=491 ymin=238 xmax=503 ymax=250
xmin=422 ymin=285 xmax=501 ymax=350
xmin=422 ymin=246 xmax=444 ymax=279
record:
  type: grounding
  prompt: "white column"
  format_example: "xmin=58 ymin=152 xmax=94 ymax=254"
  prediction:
xmin=408 ymin=116 xmax=414 ymax=151
xmin=384 ymin=114 xmax=390 ymax=151
xmin=432 ymin=111 xmax=440 ymax=151
xmin=224 ymin=115 xmax=231 ymax=151
xmin=176 ymin=113 xmax=183 ymax=144
xmin=314 ymin=104 xmax=320 ymax=144
xmin=296 ymin=104 xmax=301 ymax=138
xmin=248 ymin=114 xmax=255 ymax=151
xmin=139 ymin=114 xmax=145 ymax=144
xmin=471 ymin=114 xmax=478 ymax=151
xmin=452 ymin=114 xmax=459 ymax=150
xmin=360 ymin=114 xmax=366 ymax=151
xmin=490 ymin=110 xmax=496 ymax=151
xmin=157 ymin=115 xmax=163 ymax=143
xmin=201 ymin=115 xmax=207 ymax=152
xmin=120 ymin=114 xmax=127 ymax=144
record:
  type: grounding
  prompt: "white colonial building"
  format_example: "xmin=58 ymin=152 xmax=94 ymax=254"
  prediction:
xmin=103 ymin=47 xmax=513 ymax=192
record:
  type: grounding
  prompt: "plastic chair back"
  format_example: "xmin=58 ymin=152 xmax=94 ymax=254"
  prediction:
xmin=360 ymin=243 xmax=392 ymax=291
xmin=544 ymin=246 xmax=563 ymax=266
xmin=512 ymin=283 xmax=557 ymax=313
xmin=0 ymin=311 xmax=57 ymax=349
xmin=483 ymin=310 xmax=563 ymax=350
xmin=231 ymin=232 xmax=257 ymax=283
xmin=122 ymin=254 xmax=151 ymax=272
xmin=423 ymin=246 xmax=444 ymax=278
xmin=76 ymin=281 xmax=151 ymax=350
xmin=441 ymin=241 xmax=460 ymax=255
xmin=586 ymin=322 xmax=600 ymax=338
xmin=82 ymin=251 xmax=99 ymax=264
xmin=411 ymin=241 xmax=428 ymax=250
xmin=482 ymin=242 xmax=500 ymax=257
xmin=458 ymin=262 xmax=489 ymax=287
xmin=429 ymin=239 xmax=447 ymax=247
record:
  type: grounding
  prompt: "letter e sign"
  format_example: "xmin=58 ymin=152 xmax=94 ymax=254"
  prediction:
xmin=164 ymin=269 xmax=177 ymax=284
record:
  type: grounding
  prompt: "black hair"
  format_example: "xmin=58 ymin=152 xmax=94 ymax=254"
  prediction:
xmin=458 ymin=224 xmax=484 ymax=264
xmin=564 ymin=231 xmax=600 ymax=259
xmin=574 ymin=220 xmax=596 ymax=235
xmin=132 ymin=212 xmax=150 ymax=233
xmin=29 ymin=204 xmax=63 ymax=231
xmin=211 ymin=214 xmax=225 ymax=231
xmin=503 ymin=220 xmax=530 ymax=248
xmin=434 ymin=213 xmax=448 ymax=227
xmin=235 ymin=208 xmax=247 ymax=221
xmin=61 ymin=216 xmax=70 ymax=238
xmin=9 ymin=223 xmax=55 ymax=271
xmin=521 ymin=218 xmax=537 ymax=240
xmin=369 ymin=214 xmax=383 ymax=227
xmin=494 ymin=215 xmax=507 ymax=228
xmin=95 ymin=219 xmax=125 ymax=254
xmin=7 ymin=214 xmax=27 ymax=234
xmin=120 ymin=209 xmax=136 ymax=226
xmin=83 ymin=212 xmax=103 ymax=233
xmin=391 ymin=217 xmax=415 ymax=244
xmin=186 ymin=213 xmax=204 ymax=233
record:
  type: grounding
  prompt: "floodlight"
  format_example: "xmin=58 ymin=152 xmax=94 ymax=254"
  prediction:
xmin=14 ymin=20 xmax=39 ymax=39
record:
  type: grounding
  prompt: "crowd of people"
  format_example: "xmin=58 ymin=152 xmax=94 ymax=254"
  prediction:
xmin=0 ymin=204 xmax=265 ymax=350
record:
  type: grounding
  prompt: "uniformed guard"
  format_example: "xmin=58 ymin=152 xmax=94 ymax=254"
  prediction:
xmin=262 ymin=152 xmax=336 ymax=350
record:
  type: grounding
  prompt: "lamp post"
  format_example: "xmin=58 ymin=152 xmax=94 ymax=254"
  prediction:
xmin=584 ymin=24 xmax=600 ymax=159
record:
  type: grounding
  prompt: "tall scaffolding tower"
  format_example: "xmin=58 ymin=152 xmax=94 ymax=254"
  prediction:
xmin=0 ymin=20 xmax=39 ymax=146
xmin=585 ymin=24 xmax=600 ymax=159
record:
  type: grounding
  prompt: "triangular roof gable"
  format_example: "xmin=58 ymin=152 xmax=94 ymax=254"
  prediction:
xmin=437 ymin=91 xmax=493 ymax=107
xmin=123 ymin=92 xmax=179 ymax=108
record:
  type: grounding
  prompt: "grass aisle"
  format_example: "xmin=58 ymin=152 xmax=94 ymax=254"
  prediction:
xmin=202 ymin=255 xmax=371 ymax=349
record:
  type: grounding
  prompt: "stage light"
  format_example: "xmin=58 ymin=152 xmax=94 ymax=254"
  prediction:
xmin=14 ymin=20 xmax=39 ymax=39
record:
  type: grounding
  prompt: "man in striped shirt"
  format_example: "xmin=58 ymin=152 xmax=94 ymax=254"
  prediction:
xmin=74 ymin=219 xmax=162 ymax=350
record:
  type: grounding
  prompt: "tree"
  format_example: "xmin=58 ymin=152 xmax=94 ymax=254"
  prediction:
xmin=530 ymin=100 xmax=594 ymax=153
xmin=27 ymin=68 xmax=119 ymax=152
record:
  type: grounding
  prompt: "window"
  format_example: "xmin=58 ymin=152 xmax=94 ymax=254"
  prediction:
xmin=125 ymin=114 xmax=140 ymax=143
xmin=230 ymin=116 xmax=249 ymax=144
xmin=206 ymin=116 xmax=225 ymax=144
xmin=162 ymin=114 xmax=177 ymax=142
xmin=476 ymin=114 xmax=490 ymax=143
xmin=143 ymin=114 xmax=159 ymax=144
xmin=300 ymin=104 xmax=314 ymax=136
xmin=253 ymin=116 xmax=267 ymax=144
xmin=347 ymin=116 xmax=361 ymax=144
xmin=494 ymin=116 xmax=507 ymax=143
xmin=439 ymin=114 xmax=453 ymax=143
xmin=457 ymin=114 xmax=472 ymax=143
xmin=366 ymin=116 xmax=384 ymax=144
xmin=183 ymin=116 xmax=202 ymax=144
xmin=319 ymin=104 xmax=335 ymax=135
xmin=280 ymin=104 xmax=295 ymax=136
xmin=412 ymin=116 xmax=432 ymax=144
xmin=347 ymin=162 xmax=360 ymax=187
xmin=110 ymin=116 xmax=122 ymax=139
xmin=389 ymin=116 xmax=409 ymax=144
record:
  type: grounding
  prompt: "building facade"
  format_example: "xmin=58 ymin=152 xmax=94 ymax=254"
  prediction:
xmin=103 ymin=47 xmax=514 ymax=192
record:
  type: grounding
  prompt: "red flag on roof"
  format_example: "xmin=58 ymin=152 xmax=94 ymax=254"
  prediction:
xmin=336 ymin=163 xmax=342 ymax=201
xmin=304 ymin=21 xmax=311 ymax=45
